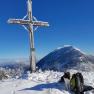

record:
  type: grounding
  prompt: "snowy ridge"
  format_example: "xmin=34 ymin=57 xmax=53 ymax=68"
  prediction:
xmin=56 ymin=45 xmax=85 ymax=55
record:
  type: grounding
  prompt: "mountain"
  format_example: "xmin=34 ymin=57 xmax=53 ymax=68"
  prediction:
xmin=37 ymin=45 xmax=94 ymax=71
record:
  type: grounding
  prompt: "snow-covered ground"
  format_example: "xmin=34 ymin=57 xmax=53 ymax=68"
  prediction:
xmin=0 ymin=70 xmax=94 ymax=94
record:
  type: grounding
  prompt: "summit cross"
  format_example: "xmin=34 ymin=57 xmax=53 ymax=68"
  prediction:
xmin=7 ymin=0 xmax=49 ymax=72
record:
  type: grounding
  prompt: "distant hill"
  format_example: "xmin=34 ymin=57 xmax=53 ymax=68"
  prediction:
xmin=37 ymin=45 xmax=94 ymax=71
xmin=0 ymin=58 xmax=30 ymax=71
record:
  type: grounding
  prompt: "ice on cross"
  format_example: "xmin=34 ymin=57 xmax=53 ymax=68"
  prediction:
xmin=8 ymin=19 xmax=49 ymax=27
xmin=8 ymin=0 xmax=49 ymax=72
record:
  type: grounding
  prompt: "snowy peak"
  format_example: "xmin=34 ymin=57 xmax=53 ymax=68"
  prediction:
xmin=37 ymin=45 xmax=94 ymax=71
xmin=55 ymin=45 xmax=84 ymax=54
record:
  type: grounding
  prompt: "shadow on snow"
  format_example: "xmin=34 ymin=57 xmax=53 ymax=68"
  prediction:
xmin=19 ymin=82 xmax=66 ymax=91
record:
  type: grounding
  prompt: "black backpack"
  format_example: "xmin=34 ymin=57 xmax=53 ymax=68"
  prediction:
xmin=70 ymin=72 xmax=84 ymax=93
xmin=75 ymin=72 xmax=84 ymax=92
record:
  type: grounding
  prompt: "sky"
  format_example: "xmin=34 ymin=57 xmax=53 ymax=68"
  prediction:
xmin=0 ymin=0 xmax=94 ymax=59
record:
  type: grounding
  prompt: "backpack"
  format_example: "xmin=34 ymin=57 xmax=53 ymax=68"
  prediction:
xmin=70 ymin=74 xmax=76 ymax=91
xmin=63 ymin=72 xmax=70 ymax=79
xmin=59 ymin=72 xmax=70 ymax=83
xmin=70 ymin=72 xmax=84 ymax=92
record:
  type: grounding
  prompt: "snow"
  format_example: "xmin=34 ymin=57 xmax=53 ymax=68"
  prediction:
xmin=63 ymin=45 xmax=72 ymax=48
xmin=0 ymin=70 xmax=94 ymax=94
xmin=56 ymin=45 xmax=86 ymax=55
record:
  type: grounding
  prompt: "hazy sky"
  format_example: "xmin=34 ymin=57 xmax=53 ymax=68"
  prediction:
xmin=0 ymin=0 xmax=94 ymax=59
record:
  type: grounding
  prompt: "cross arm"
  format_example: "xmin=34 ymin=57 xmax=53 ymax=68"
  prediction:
xmin=32 ymin=21 xmax=49 ymax=27
xmin=8 ymin=19 xmax=49 ymax=27
xmin=7 ymin=19 xmax=30 ymax=25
